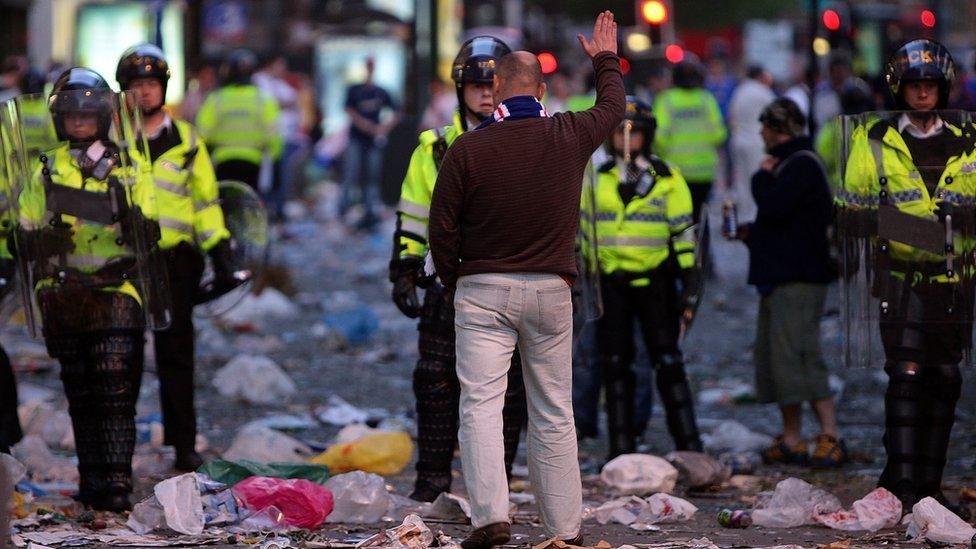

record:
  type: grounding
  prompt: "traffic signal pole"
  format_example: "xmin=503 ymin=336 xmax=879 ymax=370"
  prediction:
xmin=808 ymin=0 xmax=820 ymax=136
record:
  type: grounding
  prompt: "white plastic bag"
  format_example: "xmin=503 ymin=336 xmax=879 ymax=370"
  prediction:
xmin=154 ymin=473 xmax=204 ymax=535
xmin=220 ymin=288 xmax=300 ymax=329
xmin=600 ymin=454 xmax=678 ymax=495
xmin=701 ymin=420 xmax=773 ymax=453
xmin=324 ymin=471 xmax=391 ymax=523
xmin=18 ymin=402 xmax=74 ymax=451
xmin=751 ymin=477 xmax=842 ymax=528
xmin=632 ymin=493 xmax=697 ymax=527
xmin=814 ymin=487 xmax=901 ymax=532
xmin=665 ymin=451 xmax=730 ymax=489
xmin=126 ymin=496 xmax=166 ymax=534
xmin=423 ymin=492 xmax=471 ymax=521
xmin=213 ymin=354 xmax=297 ymax=405
xmin=222 ymin=426 xmax=312 ymax=463
xmin=906 ymin=496 xmax=976 ymax=544
xmin=11 ymin=435 xmax=78 ymax=484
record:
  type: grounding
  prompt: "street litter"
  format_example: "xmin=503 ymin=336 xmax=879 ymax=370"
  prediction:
xmin=324 ymin=471 xmax=391 ymax=523
xmin=697 ymin=380 xmax=755 ymax=406
xmin=11 ymin=436 xmax=78 ymax=484
xmin=315 ymin=395 xmax=386 ymax=426
xmin=198 ymin=459 xmax=330 ymax=486
xmin=309 ymin=431 xmax=413 ymax=476
xmin=665 ymin=451 xmax=730 ymax=489
xmin=717 ymin=508 xmax=752 ymax=528
xmin=218 ymin=288 xmax=300 ymax=329
xmin=245 ymin=413 xmax=318 ymax=431
xmin=155 ymin=473 xmax=205 ymax=535
xmin=701 ymin=420 xmax=773 ymax=453
xmin=751 ymin=477 xmax=842 ymax=528
xmin=323 ymin=306 xmax=380 ymax=346
xmin=600 ymin=454 xmax=678 ymax=495
xmin=905 ymin=496 xmax=976 ymax=544
xmin=422 ymin=493 xmax=470 ymax=521
xmin=17 ymin=402 xmax=73 ymax=451
xmin=213 ymin=354 xmax=297 ymax=405
xmin=233 ymin=476 xmax=334 ymax=529
xmin=355 ymin=513 xmax=435 ymax=549
xmin=591 ymin=493 xmax=696 ymax=529
xmin=223 ymin=425 xmax=314 ymax=463
xmin=813 ymin=487 xmax=901 ymax=532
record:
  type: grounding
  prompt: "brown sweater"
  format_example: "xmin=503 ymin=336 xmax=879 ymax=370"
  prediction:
xmin=428 ymin=52 xmax=625 ymax=287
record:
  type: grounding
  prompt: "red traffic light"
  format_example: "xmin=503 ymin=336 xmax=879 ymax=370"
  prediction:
xmin=640 ymin=0 xmax=668 ymax=25
xmin=620 ymin=58 xmax=631 ymax=75
xmin=537 ymin=52 xmax=558 ymax=75
xmin=665 ymin=44 xmax=684 ymax=64
xmin=822 ymin=9 xmax=841 ymax=31
xmin=920 ymin=9 xmax=936 ymax=28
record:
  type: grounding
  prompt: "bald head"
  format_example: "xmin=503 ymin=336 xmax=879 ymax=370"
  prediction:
xmin=494 ymin=51 xmax=546 ymax=103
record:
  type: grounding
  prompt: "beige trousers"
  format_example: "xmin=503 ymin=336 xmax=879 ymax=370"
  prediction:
xmin=454 ymin=272 xmax=581 ymax=539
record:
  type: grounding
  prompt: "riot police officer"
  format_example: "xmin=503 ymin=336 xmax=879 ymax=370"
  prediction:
xmin=839 ymin=39 xmax=975 ymax=512
xmin=196 ymin=49 xmax=281 ymax=191
xmin=591 ymin=96 xmax=702 ymax=459
xmin=390 ymin=37 xmax=527 ymax=502
xmin=12 ymin=68 xmax=165 ymax=511
xmin=116 ymin=44 xmax=235 ymax=472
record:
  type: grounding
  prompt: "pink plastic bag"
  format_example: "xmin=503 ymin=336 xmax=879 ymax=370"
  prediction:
xmin=233 ymin=476 xmax=334 ymax=528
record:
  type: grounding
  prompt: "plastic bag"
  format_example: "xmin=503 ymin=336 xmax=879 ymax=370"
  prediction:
xmin=11 ymin=435 xmax=78 ymax=484
xmin=633 ymin=493 xmax=698 ymax=526
xmin=18 ymin=401 xmax=74 ymax=450
xmin=906 ymin=496 xmax=976 ymax=544
xmin=600 ymin=454 xmax=678 ymax=496
xmin=222 ymin=426 xmax=313 ymax=464
xmin=154 ymin=473 xmax=205 ymax=535
xmin=1 ymin=453 xmax=26 ymax=485
xmin=422 ymin=492 xmax=471 ymax=521
xmin=198 ymin=459 xmax=330 ymax=486
xmin=233 ymin=476 xmax=334 ymax=529
xmin=324 ymin=471 xmax=391 ymax=523
xmin=701 ymin=420 xmax=773 ymax=453
xmin=751 ymin=477 xmax=842 ymax=528
xmin=814 ymin=487 xmax=901 ymax=532
xmin=220 ymin=288 xmax=300 ymax=329
xmin=213 ymin=354 xmax=297 ymax=405
xmin=665 ymin=451 xmax=730 ymax=489
xmin=323 ymin=306 xmax=379 ymax=346
xmin=126 ymin=497 xmax=166 ymax=534
xmin=309 ymin=432 xmax=413 ymax=476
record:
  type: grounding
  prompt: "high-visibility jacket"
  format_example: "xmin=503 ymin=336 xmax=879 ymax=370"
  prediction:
xmin=136 ymin=118 xmax=229 ymax=252
xmin=652 ymin=87 xmax=727 ymax=184
xmin=195 ymin=84 xmax=282 ymax=166
xmin=395 ymin=112 xmax=464 ymax=259
xmin=814 ymin=116 xmax=841 ymax=191
xmin=17 ymin=96 xmax=57 ymax=154
xmin=592 ymin=157 xmax=695 ymax=286
xmin=19 ymin=144 xmax=159 ymax=302
xmin=840 ymin=116 xmax=976 ymax=276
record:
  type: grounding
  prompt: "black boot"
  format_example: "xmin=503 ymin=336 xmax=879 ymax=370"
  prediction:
xmin=502 ymin=349 xmax=527 ymax=480
xmin=603 ymin=355 xmax=636 ymax=460
xmin=878 ymin=360 xmax=923 ymax=512
xmin=54 ymin=338 xmax=101 ymax=507
xmin=655 ymin=354 xmax=703 ymax=452
xmin=916 ymin=363 xmax=967 ymax=519
xmin=0 ymin=345 xmax=22 ymax=453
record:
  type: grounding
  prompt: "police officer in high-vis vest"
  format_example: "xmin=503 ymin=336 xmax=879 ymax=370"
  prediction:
xmin=117 ymin=44 xmax=234 ymax=472
xmin=196 ymin=49 xmax=281 ymax=191
xmin=13 ymin=68 xmax=165 ymax=511
xmin=390 ymin=37 xmax=527 ymax=502
xmin=0 ymin=116 xmax=22 ymax=454
xmin=592 ymin=96 xmax=702 ymax=459
xmin=839 ymin=39 xmax=975 ymax=513
xmin=652 ymin=59 xmax=726 ymax=222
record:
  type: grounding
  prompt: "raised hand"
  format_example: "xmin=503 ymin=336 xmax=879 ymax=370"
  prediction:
xmin=577 ymin=11 xmax=618 ymax=58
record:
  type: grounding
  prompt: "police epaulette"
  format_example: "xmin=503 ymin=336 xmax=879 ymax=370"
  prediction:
xmin=649 ymin=156 xmax=672 ymax=177
xmin=597 ymin=160 xmax=616 ymax=173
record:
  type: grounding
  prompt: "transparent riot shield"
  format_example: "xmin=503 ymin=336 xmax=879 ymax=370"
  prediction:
xmin=4 ymin=91 xmax=171 ymax=338
xmin=194 ymin=180 xmax=268 ymax=317
xmin=573 ymin=160 xmax=603 ymax=330
xmin=0 ymin=104 xmax=22 ymax=326
xmin=677 ymin=204 xmax=709 ymax=340
xmin=837 ymin=109 xmax=976 ymax=368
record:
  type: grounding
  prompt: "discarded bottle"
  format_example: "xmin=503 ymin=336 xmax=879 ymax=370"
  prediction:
xmin=722 ymin=200 xmax=738 ymax=239
xmin=717 ymin=508 xmax=752 ymax=528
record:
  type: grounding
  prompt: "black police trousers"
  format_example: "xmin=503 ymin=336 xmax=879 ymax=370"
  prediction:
xmin=878 ymin=279 xmax=967 ymax=506
xmin=0 ymin=344 xmax=22 ymax=453
xmin=216 ymin=160 xmax=261 ymax=192
xmin=47 ymin=329 xmax=144 ymax=500
xmin=413 ymin=284 xmax=527 ymax=497
xmin=154 ymin=243 xmax=205 ymax=453
xmin=597 ymin=272 xmax=702 ymax=459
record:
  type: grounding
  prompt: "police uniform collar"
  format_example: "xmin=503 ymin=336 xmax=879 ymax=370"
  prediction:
xmin=897 ymin=113 xmax=944 ymax=138
xmin=145 ymin=113 xmax=174 ymax=141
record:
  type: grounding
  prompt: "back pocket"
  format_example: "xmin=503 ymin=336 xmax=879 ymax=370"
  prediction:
xmin=536 ymin=285 xmax=571 ymax=335
xmin=456 ymin=281 xmax=510 ymax=329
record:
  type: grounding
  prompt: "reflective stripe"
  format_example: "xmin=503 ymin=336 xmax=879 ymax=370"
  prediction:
xmin=159 ymin=217 xmax=193 ymax=234
xmin=595 ymin=212 xmax=616 ymax=221
xmin=195 ymin=199 xmax=220 ymax=212
xmin=399 ymin=218 xmax=428 ymax=237
xmin=397 ymin=198 xmax=429 ymax=218
xmin=673 ymin=225 xmax=696 ymax=243
xmin=598 ymin=236 xmax=670 ymax=247
xmin=154 ymin=178 xmax=191 ymax=197
xmin=198 ymin=229 xmax=216 ymax=242
xmin=65 ymin=255 xmax=115 ymax=269
xmin=669 ymin=214 xmax=694 ymax=227
xmin=625 ymin=213 xmax=667 ymax=223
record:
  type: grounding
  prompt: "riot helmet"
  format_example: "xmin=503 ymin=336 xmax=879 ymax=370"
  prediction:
xmin=452 ymin=36 xmax=511 ymax=129
xmin=606 ymin=96 xmax=656 ymax=158
xmin=885 ymin=39 xmax=955 ymax=110
xmin=759 ymin=97 xmax=806 ymax=138
xmin=116 ymin=43 xmax=171 ymax=100
xmin=219 ymin=49 xmax=258 ymax=86
xmin=48 ymin=67 xmax=115 ymax=143
xmin=21 ymin=68 xmax=46 ymax=95
xmin=672 ymin=57 xmax=705 ymax=89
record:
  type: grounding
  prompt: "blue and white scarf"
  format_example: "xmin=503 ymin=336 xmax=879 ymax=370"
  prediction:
xmin=476 ymin=95 xmax=550 ymax=129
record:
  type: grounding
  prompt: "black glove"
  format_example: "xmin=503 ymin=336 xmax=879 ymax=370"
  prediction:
xmin=16 ymin=223 xmax=75 ymax=261
xmin=195 ymin=239 xmax=247 ymax=305
xmin=678 ymin=267 xmax=701 ymax=320
xmin=390 ymin=255 xmax=422 ymax=318
xmin=120 ymin=206 xmax=162 ymax=249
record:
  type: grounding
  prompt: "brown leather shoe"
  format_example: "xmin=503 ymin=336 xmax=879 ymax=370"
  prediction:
xmin=461 ymin=522 xmax=510 ymax=549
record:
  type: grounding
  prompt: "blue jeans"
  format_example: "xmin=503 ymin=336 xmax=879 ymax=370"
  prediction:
xmin=267 ymin=140 xmax=305 ymax=221
xmin=340 ymin=138 xmax=383 ymax=217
